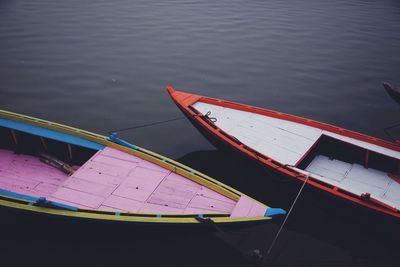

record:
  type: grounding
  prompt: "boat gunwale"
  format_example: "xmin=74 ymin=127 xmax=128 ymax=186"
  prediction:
xmin=0 ymin=198 xmax=270 ymax=225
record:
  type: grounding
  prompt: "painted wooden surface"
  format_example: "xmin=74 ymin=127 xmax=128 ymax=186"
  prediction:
xmin=55 ymin=147 xmax=238 ymax=213
xmin=230 ymin=196 xmax=266 ymax=218
xmin=323 ymin=131 xmax=400 ymax=160
xmin=192 ymin=100 xmax=400 ymax=210
xmin=0 ymin=149 xmax=70 ymax=198
xmin=306 ymin=155 xmax=400 ymax=209
xmin=192 ymin=101 xmax=322 ymax=165
xmin=0 ymin=147 xmax=240 ymax=214
xmin=0 ymin=146 xmax=275 ymax=216
xmin=192 ymin=102 xmax=400 ymax=163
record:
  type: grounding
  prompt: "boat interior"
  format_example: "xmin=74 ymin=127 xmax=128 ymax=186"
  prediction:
xmin=296 ymin=135 xmax=400 ymax=209
xmin=0 ymin=124 xmax=268 ymax=217
xmin=191 ymin=100 xmax=400 ymax=209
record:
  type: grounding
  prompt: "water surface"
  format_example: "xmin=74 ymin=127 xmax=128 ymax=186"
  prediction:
xmin=1 ymin=0 xmax=399 ymax=266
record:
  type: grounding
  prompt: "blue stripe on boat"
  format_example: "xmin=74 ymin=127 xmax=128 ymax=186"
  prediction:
xmin=265 ymin=208 xmax=286 ymax=217
xmin=45 ymin=200 xmax=78 ymax=211
xmin=0 ymin=188 xmax=38 ymax=202
xmin=109 ymin=133 xmax=138 ymax=150
xmin=0 ymin=118 xmax=105 ymax=150
xmin=0 ymin=189 xmax=78 ymax=211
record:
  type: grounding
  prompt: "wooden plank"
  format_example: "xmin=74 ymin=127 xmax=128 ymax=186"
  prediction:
xmin=250 ymin=113 xmax=322 ymax=141
xmin=384 ymin=181 xmax=400 ymax=208
xmin=99 ymin=147 xmax=143 ymax=164
xmin=239 ymin=119 xmax=315 ymax=153
xmin=47 ymin=197 xmax=91 ymax=209
xmin=81 ymin=160 xmax=131 ymax=178
xmin=146 ymin=179 xmax=200 ymax=209
xmin=0 ymin=149 xmax=16 ymax=166
xmin=10 ymin=161 xmax=68 ymax=183
xmin=230 ymin=196 xmax=254 ymax=218
xmin=0 ymin=174 xmax=41 ymax=190
xmin=50 ymin=187 xmax=105 ymax=209
xmin=345 ymin=164 xmax=391 ymax=189
xmin=187 ymin=195 xmax=235 ymax=213
xmin=112 ymin=167 xmax=168 ymax=202
xmin=305 ymin=155 xmax=352 ymax=182
xmin=92 ymin=154 xmax=138 ymax=170
xmin=62 ymin=177 xmax=117 ymax=198
xmin=196 ymin=186 xmax=236 ymax=204
xmin=191 ymin=102 xmax=327 ymax=166
xmin=139 ymin=203 xmax=184 ymax=214
xmin=101 ymin=195 xmax=143 ymax=212
xmin=73 ymin=167 xmax=126 ymax=187
xmin=138 ymin=160 xmax=171 ymax=174
xmin=166 ymin=172 xmax=201 ymax=187
xmin=192 ymin=102 xmax=224 ymax=117
xmin=248 ymin=201 xmax=268 ymax=217
xmin=340 ymin=178 xmax=385 ymax=197
xmin=246 ymin=138 xmax=302 ymax=166
xmin=323 ymin=131 xmax=400 ymax=160
xmin=230 ymin=196 xmax=267 ymax=218
xmin=34 ymin=182 xmax=60 ymax=195
xmin=0 ymin=180 xmax=41 ymax=197
xmin=306 ymin=156 xmax=396 ymax=208
xmin=113 ymin=183 xmax=158 ymax=202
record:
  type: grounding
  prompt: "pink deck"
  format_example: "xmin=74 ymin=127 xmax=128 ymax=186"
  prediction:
xmin=229 ymin=195 xmax=267 ymax=218
xmin=0 ymin=148 xmax=239 ymax=214
xmin=0 ymin=149 xmax=70 ymax=198
xmin=51 ymin=147 xmax=237 ymax=213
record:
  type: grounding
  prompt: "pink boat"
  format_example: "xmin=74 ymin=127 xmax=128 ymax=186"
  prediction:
xmin=0 ymin=109 xmax=285 ymax=230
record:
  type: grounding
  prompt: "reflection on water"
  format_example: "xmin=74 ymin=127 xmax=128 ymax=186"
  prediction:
xmin=1 ymin=0 xmax=399 ymax=266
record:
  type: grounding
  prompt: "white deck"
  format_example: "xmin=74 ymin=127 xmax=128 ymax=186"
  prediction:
xmin=305 ymin=155 xmax=400 ymax=209
xmin=192 ymin=101 xmax=400 ymax=209
xmin=192 ymin=101 xmax=400 ymax=163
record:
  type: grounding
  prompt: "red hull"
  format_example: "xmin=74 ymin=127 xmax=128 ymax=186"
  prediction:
xmin=166 ymin=86 xmax=400 ymax=220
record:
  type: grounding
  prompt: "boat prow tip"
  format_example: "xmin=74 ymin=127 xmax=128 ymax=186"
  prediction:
xmin=165 ymin=85 xmax=176 ymax=95
xmin=382 ymin=82 xmax=392 ymax=91
xmin=265 ymin=207 xmax=287 ymax=217
xmin=383 ymin=82 xmax=400 ymax=105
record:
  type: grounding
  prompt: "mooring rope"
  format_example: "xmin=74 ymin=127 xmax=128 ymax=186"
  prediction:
xmin=383 ymin=122 xmax=400 ymax=143
xmin=107 ymin=116 xmax=185 ymax=134
xmin=205 ymin=111 xmax=217 ymax=122
xmin=265 ymin=172 xmax=310 ymax=264
xmin=107 ymin=110 xmax=218 ymax=134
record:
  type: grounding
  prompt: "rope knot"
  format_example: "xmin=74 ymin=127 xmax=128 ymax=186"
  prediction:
xmin=204 ymin=111 xmax=217 ymax=122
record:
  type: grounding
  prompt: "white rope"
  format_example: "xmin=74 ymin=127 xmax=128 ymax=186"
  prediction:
xmin=265 ymin=173 xmax=310 ymax=260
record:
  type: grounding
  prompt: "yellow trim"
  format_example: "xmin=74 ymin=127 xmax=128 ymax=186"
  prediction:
xmin=0 ymin=109 xmax=271 ymax=224
xmin=0 ymin=199 xmax=270 ymax=224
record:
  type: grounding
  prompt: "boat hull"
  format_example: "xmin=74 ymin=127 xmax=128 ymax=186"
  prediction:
xmin=383 ymin=82 xmax=400 ymax=105
xmin=0 ymin=109 xmax=283 ymax=228
xmin=182 ymin=115 xmax=400 ymax=232
xmin=167 ymin=87 xmax=400 ymax=223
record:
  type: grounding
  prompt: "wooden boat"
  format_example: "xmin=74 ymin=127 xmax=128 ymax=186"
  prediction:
xmin=0 ymin=109 xmax=286 ymax=230
xmin=383 ymin=82 xmax=400 ymax=105
xmin=167 ymin=86 xmax=400 ymax=220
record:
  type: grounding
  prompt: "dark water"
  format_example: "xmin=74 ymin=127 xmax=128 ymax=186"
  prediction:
xmin=1 ymin=0 xmax=400 ymax=266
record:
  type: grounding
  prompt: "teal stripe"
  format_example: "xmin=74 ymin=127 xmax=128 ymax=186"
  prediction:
xmin=0 ymin=189 xmax=78 ymax=211
xmin=0 ymin=188 xmax=38 ymax=202
xmin=0 ymin=118 xmax=104 ymax=150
